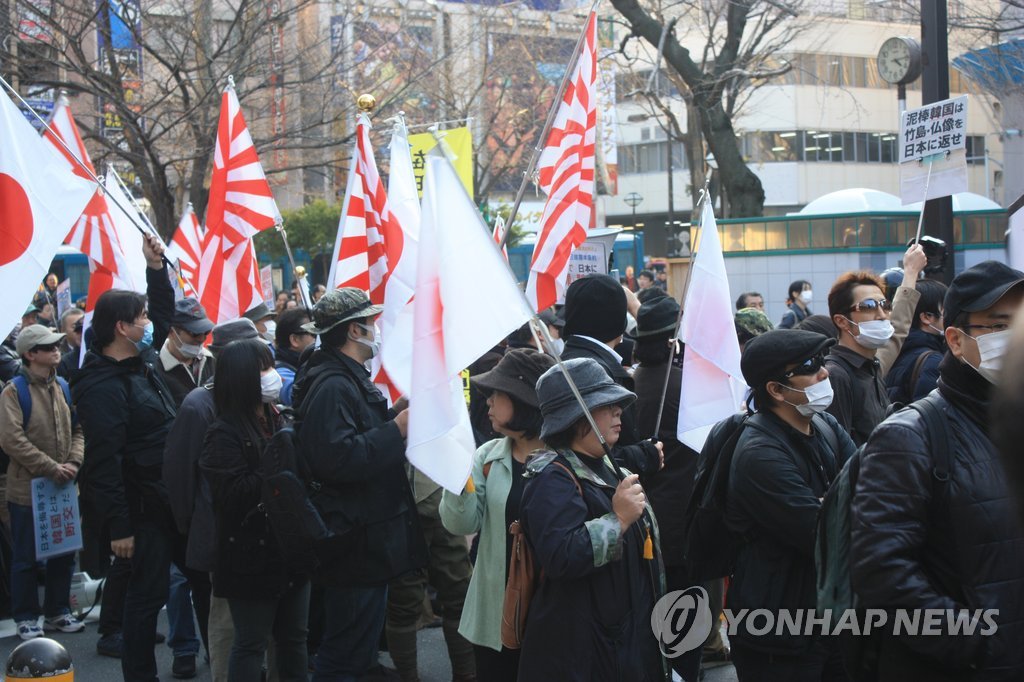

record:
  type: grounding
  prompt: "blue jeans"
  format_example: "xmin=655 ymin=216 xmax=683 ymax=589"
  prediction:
xmin=8 ymin=502 xmax=75 ymax=622
xmin=312 ymin=586 xmax=387 ymax=682
xmin=227 ymin=580 xmax=310 ymax=682
xmin=167 ymin=563 xmax=200 ymax=657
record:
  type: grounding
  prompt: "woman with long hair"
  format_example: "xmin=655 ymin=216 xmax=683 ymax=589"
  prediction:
xmin=200 ymin=338 xmax=308 ymax=681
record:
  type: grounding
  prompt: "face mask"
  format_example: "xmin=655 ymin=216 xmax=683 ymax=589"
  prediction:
xmin=353 ymin=323 xmax=381 ymax=358
xmin=261 ymin=369 xmax=283 ymax=403
xmin=546 ymin=338 xmax=565 ymax=357
xmin=779 ymin=377 xmax=834 ymax=416
xmin=134 ymin=321 xmax=154 ymax=352
xmin=263 ymin=320 xmax=277 ymax=343
xmin=173 ymin=329 xmax=203 ymax=359
xmin=800 ymin=290 xmax=813 ymax=305
xmin=964 ymin=329 xmax=1011 ymax=385
xmin=846 ymin=318 xmax=894 ymax=349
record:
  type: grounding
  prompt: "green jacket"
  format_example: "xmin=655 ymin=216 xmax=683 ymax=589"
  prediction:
xmin=439 ymin=437 xmax=516 ymax=651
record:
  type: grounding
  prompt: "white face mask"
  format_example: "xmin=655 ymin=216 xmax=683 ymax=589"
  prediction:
xmin=547 ymin=338 xmax=565 ymax=357
xmin=353 ymin=322 xmax=380 ymax=358
xmin=780 ymin=377 xmax=834 ymax=416
xmin=261 ymin=369 xmax=283 ymax=403
xmin=965 ymin=329 xmax=1011 ymax=385
xmin=262 ymin=320 xmax=277 ymax=343
xmin=800 ymin=290 xmax=813 ymax=305
xmin=173 ymin=329 xmax=203 ymax=360
xmin=846 ymin=318 xmax=894 ymax=349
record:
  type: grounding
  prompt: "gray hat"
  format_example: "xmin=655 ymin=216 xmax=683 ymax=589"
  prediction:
xmin=243 ymin=302 xmax=276 ymax=323
xmin=15 ymin=325 xmax=65 ymax=356
xmin=171 ymin=298 xmax=214 ymax=335
xmin=209 ymin=318 xmax=260 ymax=352
xmin=303 ymin=288 xmax=383 ymax=335
xmin=536 ymin=357 xmax=636 ymax=440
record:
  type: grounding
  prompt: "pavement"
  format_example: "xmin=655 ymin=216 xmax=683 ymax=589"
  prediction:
xmin=0 ymin=612 xmax=738 ymax=681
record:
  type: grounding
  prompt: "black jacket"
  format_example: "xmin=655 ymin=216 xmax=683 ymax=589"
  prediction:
xmin=825 ymin=344 xmax=891 ymax=446
xmin=0 ymin=341 xmax=20 ymax=383
xmin=71 ymin=266 xmax=176 ymax=540
xmin=726 ymin=410 xmax=854 ymax=655
xmin=778 ymin=302 xmax=810 ymax=329
xmin=562 ymin=336 xmax=660 ymax=475
xmin=201 ymin=417 xmax=304 ymax=599
xmin=851 ymin=357 xmax=1024 ymax=679
xmin=56 ymin=344 xmax=80 ymax=383
xmin=293 ymin=346 xmax=426 ymax=587
xmin=885 ymin=328 xmax=944 ymax=405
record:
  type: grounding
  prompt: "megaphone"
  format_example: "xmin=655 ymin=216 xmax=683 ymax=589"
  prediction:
xmin=67 ymin=572 xmax=103 ymax=618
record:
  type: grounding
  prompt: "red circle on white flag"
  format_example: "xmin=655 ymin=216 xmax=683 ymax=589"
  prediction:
xmin=0 ymin=173 xmax=33 ymax=266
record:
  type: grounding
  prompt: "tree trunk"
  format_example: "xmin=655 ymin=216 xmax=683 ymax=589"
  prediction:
xmin=700 ymin=103 xmax=763 ymax=218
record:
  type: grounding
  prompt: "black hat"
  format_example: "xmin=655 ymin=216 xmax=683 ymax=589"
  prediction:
xmin=636 ymin=287 xmax=669 ymax=305
xmin=635 ymin=298 xmax=680 ymax=337
xmin=536 ymin=358 xmax=636 ymax=439
xmin=741 ymin=329 xmax=835 ymax=389
xmin=944 ymin=261 xmax=1024 ymax=326
xmin=563 ymin=275 xmax=627 ymax=341
xmin=209 ymin=318 xmax=260 ymax=352
xmin=171 ymin=298 xmax=214 ymax=335
xmin=472 ymin=348 xmax=555 ymax=408
xmin=243 ymin=302 xmax=276 ymax=323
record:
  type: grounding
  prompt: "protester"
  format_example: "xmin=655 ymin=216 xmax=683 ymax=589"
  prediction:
xmin=0 ymin=329 xmax=21 ymax=383
xmin=32 ymin=273 xmax=59 ymax=312
xmin=56 ymin=308 xmax=85 ymax=382
xmin=735 ymin=292 xmax=764 ymax=312
xmin=993 ymin=306 xmax=1024 ymax=526
xmin=243 ymin=302 xmax=277 ymax=343
xmin=825 ymin=271 xmax=893 ymax=445
xmin=561 ymin=275 xmax=662 ymax=475
xmin=439 ymin=349 xmax=554 ymax=682
xmin=726 ymin=329 xmax=854 ymax=680
xmin=795 ymin=314 xmax=838 ymax=339
xmin=518 ymin=358 xmax=664 ymax=681
xmin=852 ymin=261 xmax=1024 ymax=679
xmin=311 ymin=284 xmax=327 ymax=303
xmin=0 ymin=325 xmax=85 ymax=640
xmin=273 ymin=308 xmax=314 ymax=406
xmin=885 ymin=278 xmax=948 ymax=404
xmin=875 ymin=243 xmax=927 ymax=377
xmin=71 ymin=233 xmax=178 ymax=679
xmin=164 ymin=319 xmax=262 ymax=682
xmin=158 ymin=298 xmax=215 ymax=410
xmin=637 ymin=270 xmax=655 ymax=290
xmin=274 ymin=291 xmax=291 ymax=315
xmin=655 ymin=270 xmax=669 ymax=291
xmin=778 ymin=280 xmax=813 ymax=329
xmin=293 ymin=288 xmax=427 ymax=680
xmin=201 ymin=338 xmax=309 ymax=682
xmin=734 ymin=307 xmax=773 ymax=353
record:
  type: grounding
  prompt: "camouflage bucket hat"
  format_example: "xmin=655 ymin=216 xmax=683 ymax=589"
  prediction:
xmin=302 ymin=288 xmax=384 ymax=335
xmin=735 ymin=307 xmax=774 ymax=339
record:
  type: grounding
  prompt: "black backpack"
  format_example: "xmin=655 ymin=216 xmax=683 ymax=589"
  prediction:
xmin=259 ymin=427 xmax=331 ymax=571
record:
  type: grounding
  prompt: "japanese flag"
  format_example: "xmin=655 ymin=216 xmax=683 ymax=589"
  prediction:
xmin=0 ymin=90 xmax=96 ymax=337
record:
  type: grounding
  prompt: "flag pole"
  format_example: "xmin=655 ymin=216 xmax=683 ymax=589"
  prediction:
xmin=275 ymin=223 xmax=313 ymax=314
xmin=0 ymin=74 xmax=177 ymax=271
xmin=497 ymin=0 xmax=599 ymax=252
xmin=429 ymin=131 xmax=625 ymax=479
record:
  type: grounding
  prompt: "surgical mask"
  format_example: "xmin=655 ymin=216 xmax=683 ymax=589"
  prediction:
xmin=173 ymin=329 xmax=203 ymax=359
xmin=261 ymin=369 xmax=283 ymax=403
xmin=965 ymin=329 xmax=1011 ymax=385
xmin=847 ymin=318 xmax=894 ymax=349
xmin=134 ymin=321 xmax=154 ymax=352
xmin=263 ymin=320 xmax=277 ymax=343
xmin=548 ymin=338 xmax=565 ymax=357
xmin=780 ymin=377 xmax=834 ymax=416
xmin=353 ymin=323 xmax=380 ymax=358
xmin=800 ymin=290 xmax=813 ymax=305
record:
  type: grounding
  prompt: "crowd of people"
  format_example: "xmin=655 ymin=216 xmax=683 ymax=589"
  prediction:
xmin=0 ymin=234 xmax=1022 ymax=682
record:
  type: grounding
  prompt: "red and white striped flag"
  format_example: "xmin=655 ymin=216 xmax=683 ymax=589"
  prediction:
xmin=525 ymin=11 xmax=597 ymax=312
xmin=492 ymin=216 xmax=509 ymax=262
xmin=198 ymin=81 xmax=279 ymax=323
xmin=328 ymin=114 xmax=396 ymax=303
xmin=168 ymin=204 xmax=203 ymax=292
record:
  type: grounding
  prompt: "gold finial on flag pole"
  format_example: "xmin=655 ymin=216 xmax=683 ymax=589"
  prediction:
xmin=357 ymin=94 xmax=376 ymax=112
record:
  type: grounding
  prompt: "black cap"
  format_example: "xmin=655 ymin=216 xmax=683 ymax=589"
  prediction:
xmin=563 ymin=275 xmax=627 ymax=341
xmin=171 ymin=298 xmax=214 ymax=335
xmin=741 ymin=329 xmax=835 ymax=389
xmin=944 ymin=261 xmax=1024 ymax=326
xmin=635 ymin=298 xmax=680 ymax=337
xmin=472 ymin=348 xmax=555 ymax=408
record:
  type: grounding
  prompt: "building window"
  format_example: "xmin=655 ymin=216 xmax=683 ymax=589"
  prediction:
xmin=739 ymin=129 xmax=911 ymax=164
xmin=619 ymin=141 xmax=687 ymax=175
xmin=965 ymin=135 xmax=985 ymax=165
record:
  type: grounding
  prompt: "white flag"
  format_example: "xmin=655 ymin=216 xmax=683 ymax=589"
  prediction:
xmin=407 ymin=152 xmax=533 ymax=493
xmin=677 ymin=200 xmax=745 ymax=451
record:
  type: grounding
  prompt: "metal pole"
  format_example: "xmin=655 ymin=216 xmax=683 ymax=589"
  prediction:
xmin=276 ymin=224 xmax=313 ymax=315
xmin=921 ymin=0 xmax=955 ymax=283
xmin=498 ymin=0 xmax=599 ymax=251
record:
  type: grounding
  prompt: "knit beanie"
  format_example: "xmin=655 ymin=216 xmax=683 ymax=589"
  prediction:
xmin=562 ymin=274 xmax=627 ymax=341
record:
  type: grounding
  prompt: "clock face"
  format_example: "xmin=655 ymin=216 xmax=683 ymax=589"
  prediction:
xmin=878 ymin=37 xmax=912 ymax=84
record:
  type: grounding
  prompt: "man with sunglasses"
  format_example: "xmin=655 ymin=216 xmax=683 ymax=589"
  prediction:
xmin=851 ymin=261 xmax=1024 ymax=679
xmin=825 ymin=272 xmax=895 ymax=446
xmin=726 ymin=329 xmax=857 ymax=681
xmin=57 ymin=307 xmax=85 ymax=383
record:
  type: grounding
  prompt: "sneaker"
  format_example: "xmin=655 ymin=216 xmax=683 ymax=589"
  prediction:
xmin=16 ymin=620 xmax=43 ymax=640
xmin=97 ymin=632 xmax=124 ymax=658
xmin=172 ymin=654 xmax=197 ymax=679
xmin=44 ymin=613 xmax=85 ymax=633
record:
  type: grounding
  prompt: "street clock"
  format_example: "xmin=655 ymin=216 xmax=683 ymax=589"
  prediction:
xmin=877 ymin=36 xmax=923 ymax=85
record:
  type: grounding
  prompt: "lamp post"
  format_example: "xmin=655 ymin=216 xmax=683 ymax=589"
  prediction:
xmin=624 ymin=191 xmax=643 ymax=229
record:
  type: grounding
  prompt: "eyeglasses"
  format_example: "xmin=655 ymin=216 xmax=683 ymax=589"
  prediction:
xmin=848 ymin=298 xmax=892 ymax=314
xmin=781 ymin=353 xmax=826 ymax=379
xmin=31 ymin=344 xmax=60 ymax=353
xmin=961 ymin=323 xmax=1011 ymax=334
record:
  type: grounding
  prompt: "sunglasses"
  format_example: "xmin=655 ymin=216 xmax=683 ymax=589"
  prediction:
xmin=781 ymin=353 xmax=826 ymax=379
xmin=31 ymin=343 xmax=60 ymax=353
xmin=848 ymin=298 xmax=892 ymax=314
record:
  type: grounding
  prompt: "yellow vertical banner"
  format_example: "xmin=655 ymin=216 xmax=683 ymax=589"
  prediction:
xmin=408 ymin=127 xmax=474 ymax=200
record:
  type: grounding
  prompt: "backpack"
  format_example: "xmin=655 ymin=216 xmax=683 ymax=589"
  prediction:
xmin=888 ymin=349 xmax=940 ymax=405
xmin=258 ymin=427 xmax=331 ymax=571
xmin=0 ymin=375 xmax=77 ymax=474
xmin=815 ymin=393 xmax=952 ymax=615
xmin=681 ymin=411 xmax=838 ymax=582
xmin=500 ymin=458 xmax=581 ymax=650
